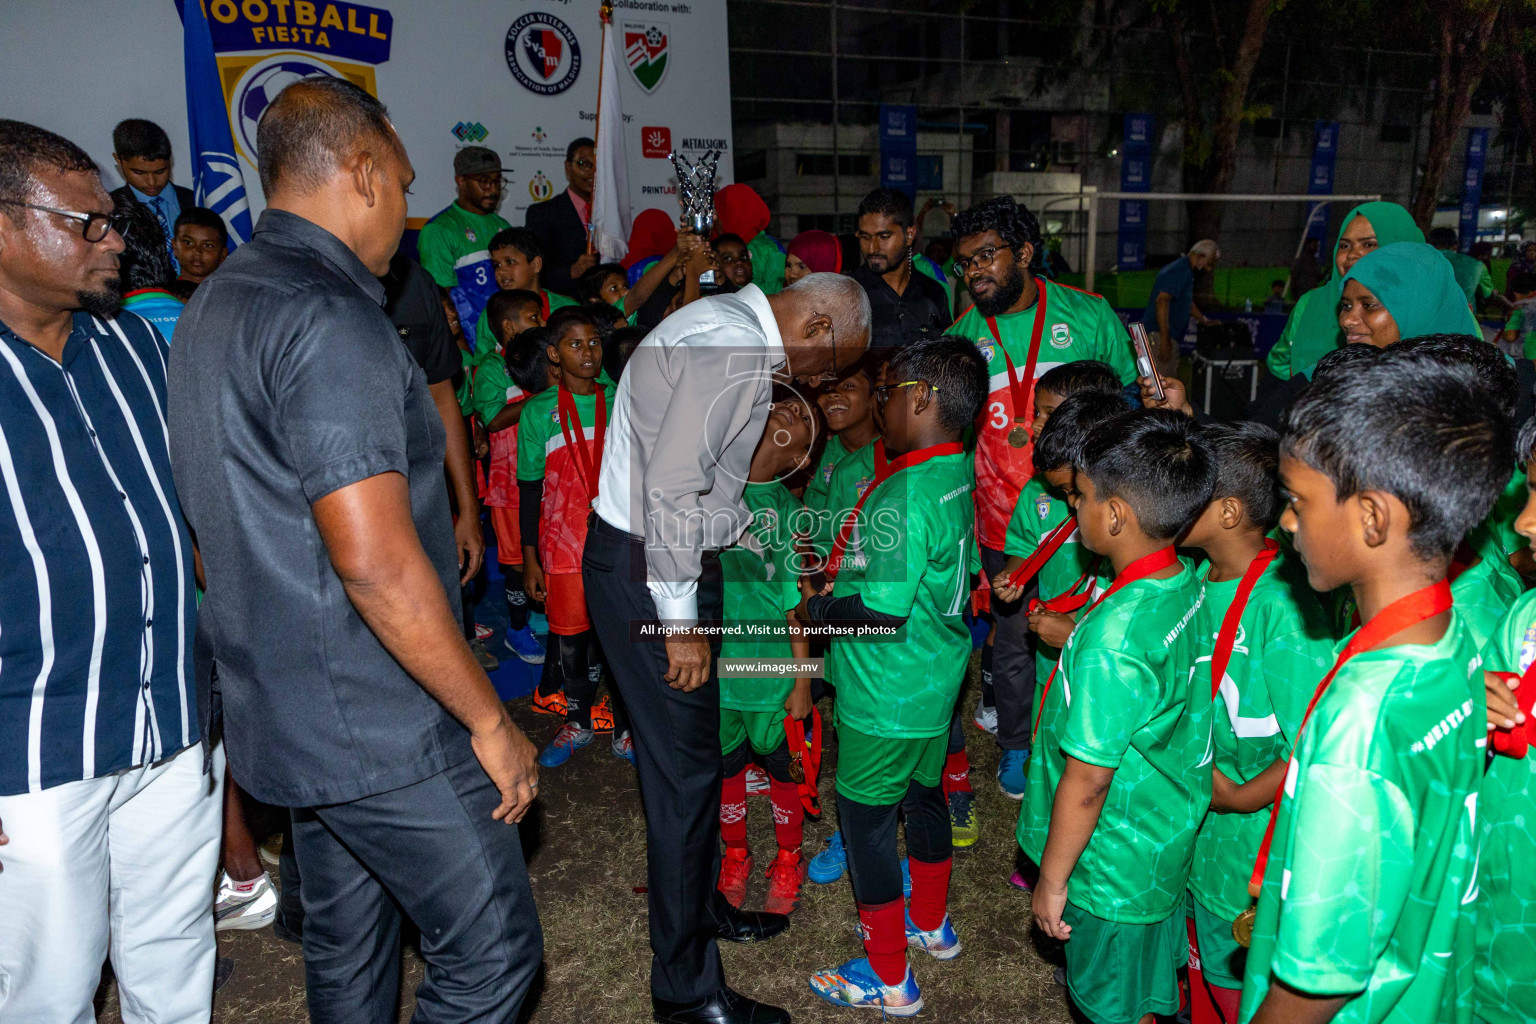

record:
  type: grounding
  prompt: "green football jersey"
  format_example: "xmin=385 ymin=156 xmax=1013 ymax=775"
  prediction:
xmin=1450 ymin=547 xmax=1522 ymax=648
xmin=812 ymin=439 xmax=877 ymax=560
xmin=1475 ymin=590 xmax=1536 ymax=1024
xmin=803 ymin=434 xmax=852 ymax=553
xmin=1238 ymin=617 xmax=1484 ymax=1024
xmin=1016 ymin=561 xmax=1210 ymax=923
xmin=1187 ymin=555 xmax=1338 ymax=922
xmin=827 ymin=452 xmax=978 ymax=739
xmin=1002 ymin=475 xmax=1098 ymax=603
xmin=471 ymin=288 xmax=578 ymax=362
xmin=719 ymin=481 xmax=804 ymax=712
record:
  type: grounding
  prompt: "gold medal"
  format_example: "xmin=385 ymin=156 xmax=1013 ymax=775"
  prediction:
xmin=1007 ymin=424 xmax=1029 ymax=448
xmin=788 ymin=751 xmax=805 ymax=784
xmin=1232 ymin=906 xmax=1256 ymax=948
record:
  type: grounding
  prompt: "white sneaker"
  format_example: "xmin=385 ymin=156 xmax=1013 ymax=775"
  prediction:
xmin=973 ymin=698 xmax=998 ymax=735
xmin=215 ymin=871 xmax=278 ymax=932
xmin=746 ymin=765 xmax=770 ymax=796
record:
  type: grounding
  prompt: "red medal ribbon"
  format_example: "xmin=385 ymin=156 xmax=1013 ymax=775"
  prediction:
xmin=1490 ymin=663 xmax=1536 ymax=758
xmin=824 ymin=441 xmax=964 ymax=582
xmin=784 ymin=707 xmax=824 ymax=814
xmin=1007 ymin=516 xmax=1078 ymax=590
xmin=557 ymin=387 xmax=607 ymax=504
xmin=986 ymin=277 xmax=1049 ymax=438
xmin=1209 ymin=540 xmax=1281 ymax=700
xmin=1246 ymin=579 xmax=1454 ymax=898
xmin=1032 ymin=545 xmax=1180 ymax=739
xmin=1031 ymin=563 xmax=1100 ymax=614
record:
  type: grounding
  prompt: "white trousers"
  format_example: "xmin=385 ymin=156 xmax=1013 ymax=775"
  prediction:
xmin=0 ymin=741 xmax=224 ymax=1024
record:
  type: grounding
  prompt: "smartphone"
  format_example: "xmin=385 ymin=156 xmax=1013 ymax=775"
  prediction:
xmin=1129 ymin=322 xmax=1165 ymax=402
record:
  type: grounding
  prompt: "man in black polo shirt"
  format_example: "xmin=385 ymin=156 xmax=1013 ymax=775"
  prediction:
xmin=168 ymin=78 xmax=541 ymax=1023
xmin=849 ymin=187 xmax=951 ymax=362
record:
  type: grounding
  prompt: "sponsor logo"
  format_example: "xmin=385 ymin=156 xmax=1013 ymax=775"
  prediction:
xmin=623 ymin=21 xmax=668 ymax=93
xmin=680 ymin=137 xmax=730 ymax=152
xmin=1049 ymin=323 xmax=1073 ymax=349
xmin=641 ymin=184 xmax=678 ymax=196
xmin=505 ymin=13 xmax=581 ymax=96
xmin=232 ymin=55 xmax=343 ymax=163
xmin=529 ymin=171 xmax=554 ymax=201
xmin=531 ymin=125 xmax=548 ymax=142
xmin=641 ymin=126 xmax=672 ymax=159
xmin=453 ymin=121 xmax=488 ymax=143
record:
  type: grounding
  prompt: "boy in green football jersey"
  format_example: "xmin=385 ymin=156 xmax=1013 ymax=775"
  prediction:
xmin=805 ymin=357 xmax=880 ymax=556
xmin=1472 ymin=414 xmax=1536 ymax=1024
xmin=1179 ymin=422 xmax=1337 ymax=1021
xmin=717 ymin=388 xmax=819 ymax=916
xmin=1023 ymin=408 xmax=1215 ymax=1024
xmin=472 ymin=228 xmax=578 ymax=358
xmin=798 ymin=337 xmax=987 ymax=1016
xmin=1240 ymin=347 xmax=1509 ymax=1024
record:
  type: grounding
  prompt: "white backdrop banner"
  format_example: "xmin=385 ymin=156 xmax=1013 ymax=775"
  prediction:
xmin=0 ymin=0 xmax=735 ymax=233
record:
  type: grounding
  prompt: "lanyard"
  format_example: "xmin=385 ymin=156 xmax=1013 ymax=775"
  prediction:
xmin=1032 ymin=546 xmax=1179 ymax=739
xmin=825 ymin=441 xmax=964 ymax=582
xmin=1007 ymin=515 xmax=1078 ymax=590
xmin=1032 ymin=562 xmax=1100 ymax=614
xmin=1246 ymin=579 xmax=1453 ymax=898
xmin=1209 ymin=541 xmax=1281 ymax=700
xmin=986 ymin=278 xmax=1049 ymax=450
xmin=784 ymin=707 xmax=824 ymax=814
xmin=1491 ymin=658 xmax=1536 ymax=758
xmin=557 ymin=387 xmax=607 ymax=503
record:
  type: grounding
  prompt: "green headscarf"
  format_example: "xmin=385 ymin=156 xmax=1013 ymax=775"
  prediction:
xmin=1342 ymin=241 xmax=1481 ymax=341
xmin=1271 ymin=201 xmax=1424 ymax=378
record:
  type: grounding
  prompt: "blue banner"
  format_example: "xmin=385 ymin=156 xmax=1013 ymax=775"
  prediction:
xmin=201 ymin=0 xmax=392 ymax=63
xmin=1302 ymin=121 xmax=1339 ymax=245
xmin=879 ymin=104 xmax=918 ymax=201
xmin=180 ymin=0 xmax=254 ymax=246
xmin=1117 ymin=113 xmax=1152 ymax=271
xmin=1460 ymin=127 xmax=1489 ymax=252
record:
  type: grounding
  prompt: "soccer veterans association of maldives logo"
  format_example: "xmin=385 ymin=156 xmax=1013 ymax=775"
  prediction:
xmin=623 ymin=21 xmax=669 ymax=93
xmin=506 ymin=13 xmax=581 ymax=96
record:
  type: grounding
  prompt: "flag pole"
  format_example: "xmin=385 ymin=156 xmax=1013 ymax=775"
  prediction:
xmin=589 ymin=0 xmax=614 ymax=256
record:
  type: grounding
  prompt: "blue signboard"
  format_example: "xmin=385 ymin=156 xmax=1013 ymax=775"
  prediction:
xmin=1460 ymin=127 xmax=1489 ymax=252
xmin=1117 ymin=113 xmax=1153 ymax=271
xmin=879 ymin=104 xmax=918 ymax=200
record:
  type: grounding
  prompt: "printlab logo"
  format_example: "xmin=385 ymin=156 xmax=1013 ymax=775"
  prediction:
xmin=641 ymin=126 xmax=672 ymax=159
xmin=528 ymin=171 xmax=553 ymax=201
xmin=623 ymin=21 xmax=668 ymax=93
xmin=505 ymin=13 xmax=581 ymax=96
xmin=453 ymin=121 xmax=488 ymax=143
xmin=531 ymin=125 xmax=548 ymax=143
xmin=232 ymin=55 xmax=342 ymax=161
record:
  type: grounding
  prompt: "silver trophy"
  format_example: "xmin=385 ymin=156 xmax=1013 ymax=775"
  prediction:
xmin=669 ymin=149 xmax=721 ymax=285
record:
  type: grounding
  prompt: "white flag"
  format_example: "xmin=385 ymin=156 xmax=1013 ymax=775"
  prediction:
xmin=591 ymin=16 xmax=631 ymax=261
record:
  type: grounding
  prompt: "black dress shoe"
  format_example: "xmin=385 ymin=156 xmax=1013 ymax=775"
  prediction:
xmin=653 ymin=986 xmax=791 ymax=1024
xmin=716 ymin=904 xmax=790 ymax=943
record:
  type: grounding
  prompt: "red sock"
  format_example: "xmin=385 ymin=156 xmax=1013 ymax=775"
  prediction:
xmin=768 ymin=776 xmax=803 ymax=852
xmin=1187 ymin=916 xmax=1241 ymax=1023
xmin=857 ymin=899 xmax=908 ymax=986
xmin=907 ymin=857 xmax=952 ymax=932
xmin=942 ymin=750 xmax=972 ymax=795
xmin=720 ymin=768 xmax=748 ymax=849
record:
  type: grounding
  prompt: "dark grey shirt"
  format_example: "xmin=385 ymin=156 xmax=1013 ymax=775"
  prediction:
xmin=168 ymin=210 xmax=470 ymax=807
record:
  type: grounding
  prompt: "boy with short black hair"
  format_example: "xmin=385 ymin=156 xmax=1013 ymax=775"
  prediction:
xmin=472 ymin=293 xmax=553 ymax=669
xmin=1178 ymin=422 xmax=1336 ymax=1021
xmin=717 ymin=387 xmax=819 ymax=916
xmin=1028 ymin=358 xmax=1123 ymax=440
xmin=1023 ymin=407 xmax=1215 ymax=1024
xmin=473 ymin=228 xmax=578 ymax=356
xmin=805 ymin=356 xmax=880 ymax=555
xmin=799 ymin=336 xmax=987 ymax=1016
xmin=171 ymin=207 xmax=228 ymax=285
xmin=1239 ymin=351 xmax=1507 ymax=1023
xmin=579 ymin=262 xmax=630 ymax=307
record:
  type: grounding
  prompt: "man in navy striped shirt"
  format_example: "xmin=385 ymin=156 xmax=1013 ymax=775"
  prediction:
xmin=0 ymin=121 xmax=219 ymax=1023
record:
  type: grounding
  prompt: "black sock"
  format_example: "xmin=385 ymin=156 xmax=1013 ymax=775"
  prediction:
xmin=503 ymin=564 xmax=529 ymax=632
xmin=561 ymin=632 xmax=596 ymax=729
xmin=980 ymin=642 xmax=995 ymax=708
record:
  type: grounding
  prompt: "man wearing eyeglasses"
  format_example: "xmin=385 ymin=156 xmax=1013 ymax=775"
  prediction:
xmin=525 ymin=137 xmax=599 ymax=296
xmin=418 ymin=145 xmax=512 ymax=350
xmin=0 ymin=120 xmax=219 ymax=1023
xmin=947 ymin=196 xmax=1138 ymax=803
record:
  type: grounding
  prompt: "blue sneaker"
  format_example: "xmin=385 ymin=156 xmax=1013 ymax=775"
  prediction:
xmin=905 ymin=910 xmax=962 ymax=960
xmin=504 ymin=625 xmax=546 ymax=665
xmin=537 ymin=722 xmax=594 ymax=767
xmin=808 ymin=831 xmax=848 ymax=884
xmin=611 ymin=730 xmax=636 ymax=765
xmin=808 ymin=957 xmax=922 ymax=1016
xmin=528 ymin=610 xmax=549 ymax=637
xmin=902 ymin=857 xmax=911 ymax=898
xmin=997 ymin=748 xmax=1029 ymax=800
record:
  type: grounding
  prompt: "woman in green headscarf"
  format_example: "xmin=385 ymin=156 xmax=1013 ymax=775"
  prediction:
xmin=1337 ymin=241 xmax=1481 ymax=347
xmin=1265 ymin=201 xmax=1424 ymax=379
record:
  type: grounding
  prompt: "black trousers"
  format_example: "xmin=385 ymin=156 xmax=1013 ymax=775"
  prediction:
xmin=583 ymin=516 xmax=730 ymax=1003
xmin=839 ymin=781 xmax=951 ymax=907
xmin=980 ymin=545 xmax=1038 ymax=752
xmin=289 ymin=755 xmax=543 ymax=1024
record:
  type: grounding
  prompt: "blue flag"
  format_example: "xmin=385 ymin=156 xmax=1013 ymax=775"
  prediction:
xmin=179 ymin=0 xmax=253 ymax=246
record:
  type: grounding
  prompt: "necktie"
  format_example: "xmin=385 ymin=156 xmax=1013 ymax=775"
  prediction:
xmin=151 ymin=196 xmax=179 ymax=274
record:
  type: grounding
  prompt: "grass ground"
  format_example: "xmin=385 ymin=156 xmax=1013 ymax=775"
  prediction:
xmin=95 ymin=652 xmax=1078 ymax=1023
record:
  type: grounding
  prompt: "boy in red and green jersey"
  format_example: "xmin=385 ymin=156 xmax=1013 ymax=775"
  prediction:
xmin=1238 ymin=349 xmax=1502 ymax=1024
xmin=798 ymin=337 xmax=986 ymax=1016
xmin=1021 ymin=408 xmax=1213 ymax=1024
xmin=471 ymin=228 xmax=577 ymax=363
xmin=716 ymin=394 xmax=818 ymax=917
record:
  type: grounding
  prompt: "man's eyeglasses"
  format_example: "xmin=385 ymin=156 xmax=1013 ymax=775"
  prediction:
xmin=948 ymin=245 xmax=1009 ymax=278
xmin=571 ymin=158 xmax=595 ymax=171
xmin=0 ymin=200 xmax=114 ymax=243
xmin=464 ymin=173 xmax=506 ymax=189
xmin=875 ymin=380 xmax=936 ymax=406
